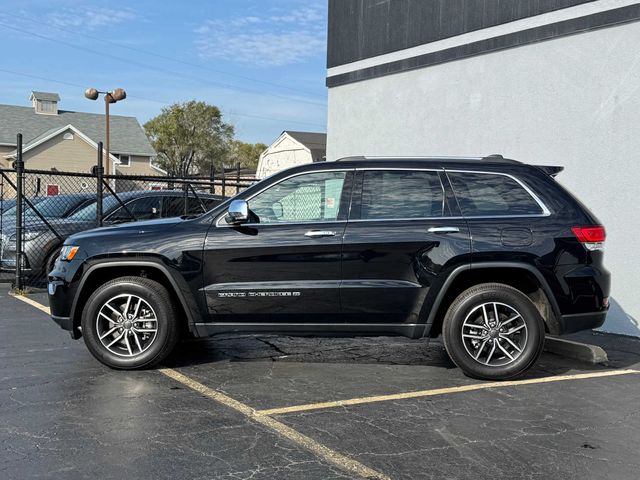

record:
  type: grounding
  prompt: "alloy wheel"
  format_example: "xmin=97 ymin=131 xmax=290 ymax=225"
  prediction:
xmin=461 ymin=301 xmax=528 ymax=367
xmin=96 ymin=294 xmax=159 ymax=357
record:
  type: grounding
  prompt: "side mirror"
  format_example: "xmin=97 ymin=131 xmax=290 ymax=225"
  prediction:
xmin=225 ymin=199 xmax=249 ymax=225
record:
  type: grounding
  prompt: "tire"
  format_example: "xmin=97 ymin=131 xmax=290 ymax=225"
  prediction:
xmin=81 ymin=276 xmax=179 ymax=369
xmin=44 ymin=247 xmax=61 ymax=276
xmin=442 ymin=283 xmax=545 ymax=380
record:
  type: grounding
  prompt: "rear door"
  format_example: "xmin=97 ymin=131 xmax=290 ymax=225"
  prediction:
xmin=340 ymin=168 xmax=471 ymax=325
xmin=202 ymin=169 xmax=353 ymax=322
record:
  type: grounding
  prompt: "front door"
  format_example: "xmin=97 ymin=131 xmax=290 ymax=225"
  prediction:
xmin=341 ymin=168 xmax=471 ymax=325
xmin=202 ymin=169 xmax=353 ymax=323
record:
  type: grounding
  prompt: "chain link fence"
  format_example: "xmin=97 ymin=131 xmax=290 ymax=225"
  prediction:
xmin=0 ymin=136 xmax=254 ymax=288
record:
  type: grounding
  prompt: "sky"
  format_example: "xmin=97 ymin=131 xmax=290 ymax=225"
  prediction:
xmin=0 ymin=0 xmax=329 ymax=145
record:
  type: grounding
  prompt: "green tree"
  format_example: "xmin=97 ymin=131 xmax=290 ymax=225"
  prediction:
xmin=144 ymin=101 xmax=234 ymax=176
xmin=225 ymin=140 xmax=268 ymax=171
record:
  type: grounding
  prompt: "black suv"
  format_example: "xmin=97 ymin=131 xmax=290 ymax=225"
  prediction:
xmin=47 ymin=156 xmax=610 ymax=379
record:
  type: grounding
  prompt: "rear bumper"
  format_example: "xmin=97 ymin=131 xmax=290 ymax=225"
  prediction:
xmin=560 ymin=311 xmax=607 ymax=334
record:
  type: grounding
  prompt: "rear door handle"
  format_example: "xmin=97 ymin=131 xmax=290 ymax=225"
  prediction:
xmin=427 ymin=226 xmax=460 ymax=234
xmin=305 ymin=230 xmax=336 ymax=238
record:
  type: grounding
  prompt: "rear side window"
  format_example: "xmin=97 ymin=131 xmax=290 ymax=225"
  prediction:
xmin=361 ymin=170 xmax=444 ymax=219
xmin=448 ymin=172 xmax=544 ymax=216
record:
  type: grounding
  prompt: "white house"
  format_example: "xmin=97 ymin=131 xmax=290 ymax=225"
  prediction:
xmin=256 ymin=131 xmax=326 ymax=179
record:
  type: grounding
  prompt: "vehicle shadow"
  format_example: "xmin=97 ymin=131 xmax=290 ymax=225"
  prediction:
xmin=166 ymin=334 xmax=457 ymax=369
xmin=164 ymin=332 xmax=640 ymax=378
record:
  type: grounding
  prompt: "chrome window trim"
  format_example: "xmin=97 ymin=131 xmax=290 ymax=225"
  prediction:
xmin=215 ymin=166 xmax=551 ymax=227
xmin=357 ymin=167 xmax=447 ymax=221
xmin=215 ymin=168 xmax=354 ymax=228
xmin=445 ymin=169 xmax=552 ymax=218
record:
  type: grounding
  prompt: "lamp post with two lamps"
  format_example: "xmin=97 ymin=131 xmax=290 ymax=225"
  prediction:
xmin=84 ymin=87 xmax=126 ymax=175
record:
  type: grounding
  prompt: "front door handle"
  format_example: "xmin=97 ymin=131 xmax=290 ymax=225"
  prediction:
xmin=305 ymin=230 xmax=336 ymax=238
xmin=427 ymin=226 xmax=460 ymax=234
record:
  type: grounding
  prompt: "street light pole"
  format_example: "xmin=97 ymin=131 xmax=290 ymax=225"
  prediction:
xmin=84 ymin=87 xmax=126 ymax=176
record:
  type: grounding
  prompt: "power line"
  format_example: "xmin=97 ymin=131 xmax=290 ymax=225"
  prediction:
xmin=0 ymin=21 xmax=327 ymax=108
xmin=0 ymin=68 xmax=327 ymax=129
xmin=0 ymin=9 xmax=325 ymax=99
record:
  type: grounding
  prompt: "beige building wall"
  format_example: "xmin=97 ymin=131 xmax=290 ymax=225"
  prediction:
xmin=23 ymin=133 xmax=97 ymax=173
xmin=115 ymin=155 xmax=159 ymax=176
xmin=0 ymin=146 xmax=14 ymax=168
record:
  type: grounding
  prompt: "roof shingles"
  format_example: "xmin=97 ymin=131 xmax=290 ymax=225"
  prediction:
xmin=0 ymin=104 xmax=156 ymax=156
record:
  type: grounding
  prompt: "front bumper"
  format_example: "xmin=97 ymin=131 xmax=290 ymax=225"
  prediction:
xmin=51 ymin=314 xmax=72 ymax=331
xmin=48 ymin=271 xmax=82 ymax=338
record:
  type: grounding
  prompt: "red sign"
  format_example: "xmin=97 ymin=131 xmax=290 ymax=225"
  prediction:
xmin=46 ymin=184 xmax=60 ymax=196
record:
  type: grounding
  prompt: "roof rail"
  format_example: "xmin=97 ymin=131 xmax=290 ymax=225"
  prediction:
xmin=335 ymin=155 xmax=520 ymax=164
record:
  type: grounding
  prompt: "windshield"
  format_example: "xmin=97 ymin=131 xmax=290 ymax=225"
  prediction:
xmin=1 ymin=197 xmax=47 ymax=219
xmin=67 ymin=195 xmax=122 ymax=221
xmin=26 ymin=195 xmax=87 ymax=218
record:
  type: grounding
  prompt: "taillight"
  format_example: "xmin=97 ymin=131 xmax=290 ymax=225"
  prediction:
xmin=572 ymin=226 xmax=606 ymax=251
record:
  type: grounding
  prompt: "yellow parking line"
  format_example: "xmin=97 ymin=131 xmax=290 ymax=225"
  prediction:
xmin=10 ymin=292 xmax=51 ymax=314
xmin=159 ymin=368 xmax=390 ymax=480
xmin=13 ymin=295 xmax=389 ymax=479
xmin=257 ymin=369 xmax=640 ymax=416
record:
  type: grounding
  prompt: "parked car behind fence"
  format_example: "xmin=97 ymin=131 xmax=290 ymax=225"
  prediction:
xmin=0 ymin=164 xmax=253 ymax=287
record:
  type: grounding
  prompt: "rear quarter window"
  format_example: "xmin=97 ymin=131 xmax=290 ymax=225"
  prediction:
xmin=447 ymin=172 xmax=545 ymax=216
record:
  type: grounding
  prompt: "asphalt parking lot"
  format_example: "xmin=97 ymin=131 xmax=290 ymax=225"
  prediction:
xmin=1 ymin=289 xmax=640 ymax=480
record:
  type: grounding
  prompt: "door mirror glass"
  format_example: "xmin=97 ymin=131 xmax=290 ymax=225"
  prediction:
xmin=225 ymin=199 xmax=249 ymax=224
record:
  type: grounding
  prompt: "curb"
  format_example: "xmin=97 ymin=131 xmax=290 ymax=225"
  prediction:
xmin=544 ymin=336 xmax=608 ymax=364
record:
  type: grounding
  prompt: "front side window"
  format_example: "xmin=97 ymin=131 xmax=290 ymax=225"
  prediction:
xmin=360 ymin=170 xmax=444 ymax=220
xmin=164 ymin=196 xmax=212 ymax=217
xmin=109 ymin=197 xmax=162 ymax=222
xmin=448 ymin=172 xmax=544 ymax=216
xmin=249 ymin=171 xmax=347 ymax=224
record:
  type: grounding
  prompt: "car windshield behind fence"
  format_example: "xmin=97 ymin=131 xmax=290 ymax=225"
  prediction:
xmin=0 ymin=166 xmax=254 ymax=287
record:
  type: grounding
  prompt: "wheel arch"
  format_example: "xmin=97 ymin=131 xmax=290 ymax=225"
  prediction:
xmin=424 ymin=262 xmax=562 ymax=338
xmin=70 ymin=260 xmax=202 ymax=339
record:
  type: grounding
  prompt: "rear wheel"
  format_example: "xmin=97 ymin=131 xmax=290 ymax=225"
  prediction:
xmin=442 ymin=283 xmax=545 ymax=380
xmin=81 ymin=276 xmax=179 ymax=369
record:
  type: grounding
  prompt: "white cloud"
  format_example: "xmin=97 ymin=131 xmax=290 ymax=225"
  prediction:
xmin=47 ymin=8 xmax=136 ymax=31
xmin=195 ymin=5 xmax=327 ymax=67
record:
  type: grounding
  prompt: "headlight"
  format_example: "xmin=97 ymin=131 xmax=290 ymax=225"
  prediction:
xmin=59 ymin=245 xmax=80 ymax=262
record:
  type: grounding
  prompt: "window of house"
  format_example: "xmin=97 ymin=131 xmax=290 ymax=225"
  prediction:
xmin=447 ymin=172 xmax=545 ymax=216
xmin=117 ymin=154 xmax=131 ymax=167
xmin=249 ymin=171 xmax=347 ymax=224
xmin=360 ymin=170 xmax=444 ymax=220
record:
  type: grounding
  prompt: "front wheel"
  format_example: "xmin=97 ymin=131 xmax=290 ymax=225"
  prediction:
xmin=442 ymin=283 xmax=545 ymax=380
xmin=81 ymin=276 xmax=179 ymax=369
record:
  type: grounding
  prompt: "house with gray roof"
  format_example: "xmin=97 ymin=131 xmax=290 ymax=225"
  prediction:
xmin=0 ymin=91 xmax=159 ymax=176
xmin=255 ymin=130 xmax=326 ymax=179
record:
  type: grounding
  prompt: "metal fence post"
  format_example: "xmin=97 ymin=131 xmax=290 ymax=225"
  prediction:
xmin=210 ymin=164 xmax=215 ymax=195
xmin=96 ymin=142 xmax=104 ymax=227
xmin=14 ymin=133 xmax=23 ymax=290
xmin=222 ymin=169 xmax=226 ymax=199
xmin=236 ymin=162 xmax=240 ymax=195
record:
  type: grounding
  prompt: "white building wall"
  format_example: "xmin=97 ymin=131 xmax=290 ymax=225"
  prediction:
xmin=327 ymin=22 xmax=640 ymax=336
